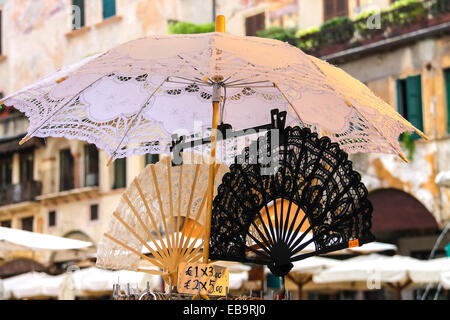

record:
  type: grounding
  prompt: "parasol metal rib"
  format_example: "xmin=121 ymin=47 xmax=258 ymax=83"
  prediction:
xmin=171 ymin=108 xmax=287 ymax=166
xmin=107 ymin=78 xmax=168 ymax=166
xmin=103 ymin=233 xmax=164 ymax=269
xmin=20 ymin=74 xmax=108 ymax=146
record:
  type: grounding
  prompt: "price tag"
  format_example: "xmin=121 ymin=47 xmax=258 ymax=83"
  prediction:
xmin=177 ymin=263 xmax=229 ymax=296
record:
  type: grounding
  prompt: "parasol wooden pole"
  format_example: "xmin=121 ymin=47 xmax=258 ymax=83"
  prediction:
xmin=202 ymin=15 xmax=225 ymax=264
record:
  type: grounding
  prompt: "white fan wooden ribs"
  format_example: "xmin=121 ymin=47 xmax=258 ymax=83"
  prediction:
xmin=97 ymin=154 xmax=229 ymax=281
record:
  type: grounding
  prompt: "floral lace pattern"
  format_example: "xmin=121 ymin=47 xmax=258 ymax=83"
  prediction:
xmin=3 ymin=33 xmax=417 ymax=160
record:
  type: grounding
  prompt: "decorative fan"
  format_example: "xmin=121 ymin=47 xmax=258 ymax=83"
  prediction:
xmin=97 ymin=153 xmax=229 ymax=283
xmin=209 ymin=127 xmax=375 ymax=277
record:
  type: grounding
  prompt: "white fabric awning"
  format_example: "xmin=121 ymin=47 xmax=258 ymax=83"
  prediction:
xmin=2 ymin=267 xmax=161 ymax=299
xmin=408 ymin=257 xmax=450 ymax=284
xmin=344 ymin=242 xmax=397 ymax=254
xmin=0 ymin=227 xmax=92 ymax=250
xmin=313 ymin=254 xmax=423 ymax=285
xmin=441 ymin=271 xmax=450 ymax=289
xmin=291 ymin=256 xmax=341 ymax=275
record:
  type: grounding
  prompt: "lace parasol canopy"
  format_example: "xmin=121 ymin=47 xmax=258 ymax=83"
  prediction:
xmin=1 ymin=32 xmax=424 ymax=162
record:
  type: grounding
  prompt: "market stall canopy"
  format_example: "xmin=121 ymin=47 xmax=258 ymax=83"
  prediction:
xmin=2 ymin=267 xmax=161 ymax=300
xmin=344 ymin=242 xmax=397 ymax=254
xmin=441 ymin=271 xmax=450 ymax=289
xmin=0 ymin=227 xmax=92 ymax=250
xmin=408 ymin=257 xmax=450 ymax=285
xmin=313 ymin=254 xmax=423 ymax=287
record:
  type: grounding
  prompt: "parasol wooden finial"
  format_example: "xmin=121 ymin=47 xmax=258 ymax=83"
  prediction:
xmin=19 ymin=135 xmax=32 ymax=146
xmin=215 ymin=15 xmax=225 ymax=33
xmin=415 ymin=129 xmax=429 ymax=141
xmin=398 ymin=152 xmax=409 ymax=163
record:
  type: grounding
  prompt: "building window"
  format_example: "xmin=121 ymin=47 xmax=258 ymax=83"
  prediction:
xmin=0 ymin=9 xmax=3 ymax=56
xmin=245 ymin=12 xmax=266 ymax=36
xmin=21 ymin=216 xmax=34 ymax=232
xmin=1 ymin=220 xmax=11 ymax=228
xmin=19 ymin=150 xmax=34 ymax=183
xmin=444 ymin=69 xmax=450 ymax=133
xmin=60 ymin=149 xmax=75 ymax=191
xmin=0 ymin=155 xmax=12 ymax=190
xmin=48 ymin=211 xmax=56 ymax=227
xmin=90 ymin=204 xmax=99 ymax=221
xmin=84 ymin=144 xmax=99 ymax=187
xmin=145 ymin=154 xmax=159 ymax=166
xmin=113 ymin=158 xmax=126 ymax=189
xmin=324 ymin=0 xmax=348 ymax=21
xmin=396 ymin=75 xmax=424 ymax=140
xmin=72 ymin=0 xmax=86 ymax=30
xmin=102 ymin=0 xmax=116 ymax=20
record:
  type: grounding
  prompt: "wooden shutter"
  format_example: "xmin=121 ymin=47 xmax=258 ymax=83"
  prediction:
xmin=60 ymin=149 xmax=74 ymax=191
xmin=114 ymin=158 xmax=126 ymax=189
xmin=324 ymin=0 xmax=348 ymax=21
xmin=245 ymin=13 xmax=266 ymax=36
xmin=19 ymin=150 xmax=34 ymax=183
xmin=444 ymin=69 xmax=450 ymax=133
xmin=405 ymin=75 xmax=424 ymax=139
xmin=103 ymin=0 xmax=116 ymax=20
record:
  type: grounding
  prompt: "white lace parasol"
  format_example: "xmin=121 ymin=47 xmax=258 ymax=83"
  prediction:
xmin=2 ymin=32 xmax=425 ymax=161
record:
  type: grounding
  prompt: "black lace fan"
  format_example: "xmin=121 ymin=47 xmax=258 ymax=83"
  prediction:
xmin=209 ymin=127 xmax=375 ymax=277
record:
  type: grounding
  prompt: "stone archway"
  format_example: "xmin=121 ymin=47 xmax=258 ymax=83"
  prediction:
xmin=49 ymin=230 xmax=96 ymax=267
xmin=368 ymin=188 xmax=438 ymax=234
xmin=368 ymin=188 xmax=441 ymax=257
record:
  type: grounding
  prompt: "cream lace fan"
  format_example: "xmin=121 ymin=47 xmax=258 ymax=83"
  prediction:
xmin=96 ymin=153 xmax=229 ymax=283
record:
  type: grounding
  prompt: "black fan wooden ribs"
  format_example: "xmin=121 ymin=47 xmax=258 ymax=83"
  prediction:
xmin=210 ymin=126 xmax=375 ymax=277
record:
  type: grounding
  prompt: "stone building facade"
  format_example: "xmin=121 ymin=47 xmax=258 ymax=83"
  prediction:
xmin=0 ymin=0 xmax=449 ymax=268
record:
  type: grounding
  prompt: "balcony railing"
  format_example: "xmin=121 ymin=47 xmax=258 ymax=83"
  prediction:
xmin=0 ymin=113 xmax=28 ymax=140
xmin=290 ymin=0 xmax=450 ymax=58
xmin=0 ymin=181 xmax=42 ymax=207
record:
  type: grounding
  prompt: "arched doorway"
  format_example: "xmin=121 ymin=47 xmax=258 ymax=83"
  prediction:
xmin=49 ymin=231 xmax=96 ymax=274
xmin=368 ymin=188 xmax=440 ymax=258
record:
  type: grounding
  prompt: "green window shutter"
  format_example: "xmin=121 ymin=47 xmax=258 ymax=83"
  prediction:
xmin=72 ymin=0 xmax=85 ymax=28
xmin=114 ymin=158 xmax=126 ymax=189
xmin=444 ymin=69 xmax=450 ymax=133
xmin=396 ymin=79 xmax=403 ymax=114
xmin=405 ymin=75 xmax=424 ymax=139
xmin=103 ymin=0 xmax=116 ymax=20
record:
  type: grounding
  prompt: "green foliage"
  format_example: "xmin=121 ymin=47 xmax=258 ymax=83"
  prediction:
xmin=401 ymin=132 xmax=416 ymax=160
xmin=354 ymin=10 xmax=385 ymax=38
xmin=296 ymin=26 xmax=320 ymax=38
xmin=320 ymin=16 xmax=354 ymax=45
xmin=388 ymin=0 xmax=425 ymax=26
xmin=296 ymin=27 xmax=320 ymax=52
xmin=430 ymin=0 xmax=450 ymax=17
xmin=256 ymin=26 xmax=297 ymax=42
xmin=168 ymin=21 xmax=215 ymax=34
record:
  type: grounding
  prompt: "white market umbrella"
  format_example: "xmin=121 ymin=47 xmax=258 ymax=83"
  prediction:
xmin=0 ymin=227 xmax=92 ymax=251
xmin=441 ymin=271 xmax=450 ymax=290
xmin=408 ymin=257 xmax=450 ymax=285
xmin=313 ymin=254 xmax=424 ymax=299
xmin=344 ymin=242 xmax=397 ymax=254
xmin=2 ymin=272 xmax=54 ymax=300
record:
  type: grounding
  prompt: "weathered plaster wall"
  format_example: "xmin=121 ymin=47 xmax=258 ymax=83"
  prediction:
xmin=342 ymin=37 xmax=450 ymax=226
